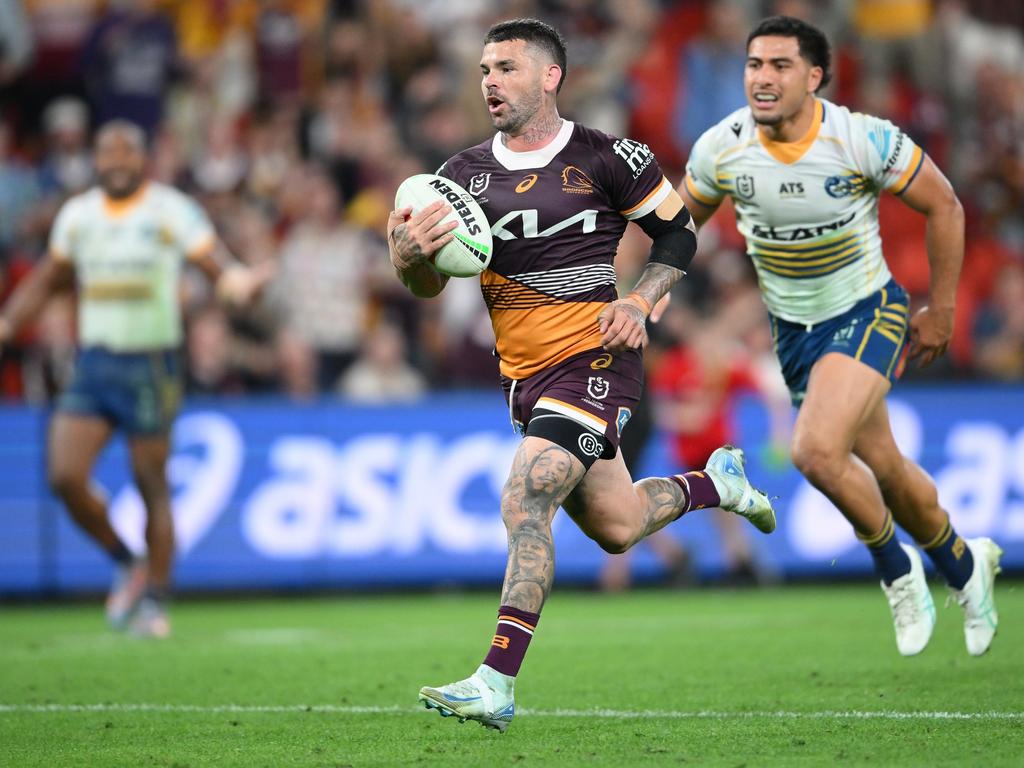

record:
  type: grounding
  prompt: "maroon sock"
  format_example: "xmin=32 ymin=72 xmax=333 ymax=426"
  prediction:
xmin=669 ymin=471 xmax=721 ymax=517
xmin=482 ymin=605 xmax=539 ymax=677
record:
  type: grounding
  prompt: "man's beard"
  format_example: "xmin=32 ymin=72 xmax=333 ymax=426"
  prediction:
xmin=492 ymin=87 xmax=543 ymax=135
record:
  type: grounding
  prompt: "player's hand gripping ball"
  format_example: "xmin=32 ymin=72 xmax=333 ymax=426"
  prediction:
xmin=394 ymin=174 xmax=493 ymax=277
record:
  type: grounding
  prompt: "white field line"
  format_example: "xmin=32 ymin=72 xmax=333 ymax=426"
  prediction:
xmin=0 ymin=704 xmax=1021 ymax=721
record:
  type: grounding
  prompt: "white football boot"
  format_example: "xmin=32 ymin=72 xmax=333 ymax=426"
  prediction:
xmin=130 ymin=597 xmax=171 ymax=639
xmin=950 ymin=537 xmax=1002 ymax=656
xmin=419 ymin=664 xmax=515 ymax=733
xmin=882 ymin=544 xmax=936 ymax=656
xmin=702 ymin=445 xmax=776 ymax=533
xmin=105 ymin=559 xmax=148 ymax=630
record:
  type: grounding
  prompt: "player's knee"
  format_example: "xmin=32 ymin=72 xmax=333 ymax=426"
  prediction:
xmin=48 ymin=466 xmax=84 ymax=499
xmin=131 ymin=463 xmax=169 ymax=501
xmin=791 ymin=438 xmax=842 ymax=488
xmin=591 ymin=525 xmax=635 ymax=554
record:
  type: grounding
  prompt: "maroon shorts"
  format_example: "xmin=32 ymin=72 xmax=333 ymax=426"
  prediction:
xmin=501 ymin=347 xmax=644 ymax=464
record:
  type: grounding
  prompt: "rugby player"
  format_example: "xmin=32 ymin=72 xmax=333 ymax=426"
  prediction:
xmin=677 ymin=16 xmax=1000 ymax=657
xmin=0 ymin=121 xmax=263 ymax=637
xmin=387 ymin=18 xmax=776 ymax=732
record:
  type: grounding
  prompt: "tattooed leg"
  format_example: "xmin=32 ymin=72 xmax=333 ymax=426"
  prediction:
xmin=563 ymin=451 xmax=691 ymax=554
xmin=498 ymin=437 xmax=586 ymax=613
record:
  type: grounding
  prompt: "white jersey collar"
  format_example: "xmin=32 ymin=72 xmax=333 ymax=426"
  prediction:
xmin=491 ymin=120 xmax=574 ymax=170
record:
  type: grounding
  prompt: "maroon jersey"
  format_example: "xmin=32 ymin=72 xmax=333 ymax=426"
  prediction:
xmin=439 ymin=121 xmax=672 ymax=380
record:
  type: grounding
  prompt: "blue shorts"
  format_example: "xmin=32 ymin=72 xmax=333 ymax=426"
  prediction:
xmin=58 ymin=347 xmax=183 ymax=435
xmin=770 ymin=279 xmax=910 ymax=406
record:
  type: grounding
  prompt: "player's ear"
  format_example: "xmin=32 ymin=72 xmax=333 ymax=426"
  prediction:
xmin=544 ymin=64 xmax=562 ymax=95
xmin=807 ymin=65 xmax=823 ymax=94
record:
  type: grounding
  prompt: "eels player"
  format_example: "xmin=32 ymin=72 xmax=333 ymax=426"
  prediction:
xmin=677 ymin=16 xmax=1000 ymax=657
xmin=387 ymin=18 xmax=776 ymax=732
xmin=0 ymin=120 xmax=262 ymax=637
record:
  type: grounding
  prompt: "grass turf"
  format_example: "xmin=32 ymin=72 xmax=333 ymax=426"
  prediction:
xmin=0 ymin=584 xmax=1021 ymax=767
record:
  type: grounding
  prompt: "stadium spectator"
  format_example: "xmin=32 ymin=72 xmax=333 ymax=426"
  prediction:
xmin=270 ymin=166 xmax=382 ymax=397
xmin=336 ymin=319 xmax=427 ymax=403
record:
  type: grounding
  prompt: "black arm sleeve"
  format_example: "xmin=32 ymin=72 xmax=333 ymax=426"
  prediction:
xmin=633 ymin=205 xmax=698 ymax=273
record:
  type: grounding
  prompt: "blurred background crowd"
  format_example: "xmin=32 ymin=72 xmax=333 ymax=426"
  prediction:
xmin=0 ymin=0 xmax=1021 ymax=408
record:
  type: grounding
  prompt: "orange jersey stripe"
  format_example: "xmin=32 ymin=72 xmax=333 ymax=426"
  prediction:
xmin=498 ymin=615 xmax=536 ymax=631
xmin=620 ymin=176 xmax=669 ymax=217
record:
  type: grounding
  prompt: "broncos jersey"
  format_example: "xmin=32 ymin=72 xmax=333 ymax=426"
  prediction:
xmin=684 ymin=98 xmax=925 ymax=325
xmin=439 ymin=119 xmax=673 ymax=380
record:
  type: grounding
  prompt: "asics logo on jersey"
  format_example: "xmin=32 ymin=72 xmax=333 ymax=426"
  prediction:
xmin=561 ymin=165 xmax=594 ymax=195
xmin=515 ymin=174 xmax=538 ymax=193
xmin=612 ymin=138 xmax=654 ymax=178
xmin=590 ymin=353 xmax=613 ymax=370
xmin=490 ymin=209 xmax=598 ymax=240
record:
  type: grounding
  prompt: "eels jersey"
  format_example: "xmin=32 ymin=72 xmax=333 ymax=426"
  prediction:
xmin=684 ymin=98 xmax=925 ymax=325
xmin=439 ymin=119 xmax=673 ymax=380
xmin=49 ymin=182 xmax=216 ymax=351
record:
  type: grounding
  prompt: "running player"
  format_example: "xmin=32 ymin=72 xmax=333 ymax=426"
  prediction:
xmin=677 ymin=16 xmax=1000 ymax=657
xmin=0 ymin=120 xmax=263 ymax=637
xmin=387 ymin=19 xmax=776 ymax=732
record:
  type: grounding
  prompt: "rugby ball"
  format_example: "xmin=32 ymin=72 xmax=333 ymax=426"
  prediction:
xmin=394 ymin=174 xmax=492 ymax=277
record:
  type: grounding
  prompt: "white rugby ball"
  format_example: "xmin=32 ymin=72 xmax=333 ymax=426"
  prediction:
xmin=394 ymin=173 xmax=493 ymax=277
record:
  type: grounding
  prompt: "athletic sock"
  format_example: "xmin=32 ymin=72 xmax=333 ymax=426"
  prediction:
xmin=668 ymin=471 xmax=721 ymax=518
xmin=482 ymin=605 xmax=539 ymax=679
xmin=106 ymin=540 xmax=134 ymax=565
xmin=858 ymin=511 xmax=911 ymax=585
xmin=921 ymin=517 xmax=974 ymax=590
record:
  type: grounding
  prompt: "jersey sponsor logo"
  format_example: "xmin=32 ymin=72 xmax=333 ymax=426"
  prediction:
xmin=587 ymin=376 xmax=610 ymax=400
xmin=491 ymin=209 xmax=598 ymax=240
xmin=779 ymin=181 xmax=804 ymax=197
xmin=612 ymin=137 xmax=654 ymax=178
xmin=515 ymin=173 xmax=538 ymax=193
xmin=736 ymin=174 xmax=755 ymax=200
xmin=751 ymin=212 xmax=856 ymax=241
xmin=426 ymin=177 xmax=484 ymax=236
xmin=468 ymin=173 xmax=491 ymax=196
xmin=577 ymin=432 xmax=604 ymax=458
xmin=883 ymin=132 xmax=906 ymax=174
xmin=590 ymin=353 xmax=613 ymax=370
xmin=616 ymin=407 xmax=631 ymax=437
xmin=561 ymin=165 xmax=594 ymax=195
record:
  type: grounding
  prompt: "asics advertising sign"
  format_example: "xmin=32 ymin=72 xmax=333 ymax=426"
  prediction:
xmin=1 ymin=388 xmax=1022 ymax=594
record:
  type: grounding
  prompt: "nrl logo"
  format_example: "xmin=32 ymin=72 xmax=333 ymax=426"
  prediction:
xmin=587 ymin=376 xmax=610 ymax=400
xmin=736 ymin=174 xmax=755 ymax=200
xmin=468 ymin=173 xmax=491 ymax=196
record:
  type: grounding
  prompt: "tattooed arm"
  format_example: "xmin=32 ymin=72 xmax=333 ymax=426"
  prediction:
xmin=386 ymin=201 xmax=454 ymax=298
xmin=599 ymin=190 xmax=690 ymax=354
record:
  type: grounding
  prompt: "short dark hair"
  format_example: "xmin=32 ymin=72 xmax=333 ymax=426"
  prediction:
xmin=484 ymin=18 xmax=568 ymax=93
xmin=747 ymin=15 xmax=832 ymax=92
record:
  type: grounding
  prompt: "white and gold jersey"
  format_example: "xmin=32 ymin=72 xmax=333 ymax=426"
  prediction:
xmin=50 ymin=182 xmax=215 ymax=351
xmin=684 ymin=98 xmax=924 ymax=325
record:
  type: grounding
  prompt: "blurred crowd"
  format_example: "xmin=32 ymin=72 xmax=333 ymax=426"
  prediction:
xmin=0 ymin=0 xmax=1022 ymax=407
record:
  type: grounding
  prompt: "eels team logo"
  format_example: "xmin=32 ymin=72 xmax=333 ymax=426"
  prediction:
xmin=736 ymin=174 xmax=755 ymax=200
xmin=825 ymin=175 xmax=854 ymax=198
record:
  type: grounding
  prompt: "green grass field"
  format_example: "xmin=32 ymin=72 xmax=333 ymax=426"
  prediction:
xmin=1 ymin=584 xmax=1021 ymax=767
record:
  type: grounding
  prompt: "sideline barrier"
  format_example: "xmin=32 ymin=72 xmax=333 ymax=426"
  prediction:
xmin=2 ymin=387 xmax=1022 ymax=594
